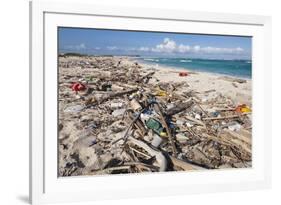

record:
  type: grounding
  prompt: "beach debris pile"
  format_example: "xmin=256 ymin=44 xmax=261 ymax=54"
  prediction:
xmin=58 ymin=55 xmax=252 ymax=176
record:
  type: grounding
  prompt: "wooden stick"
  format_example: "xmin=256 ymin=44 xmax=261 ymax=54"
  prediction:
xmin=185 ymin=115 xmax=206 ymax=127
xmin=99 ymin=89 xmax=138 ymax=104
xmin=215 ymin=108 xmax=235 ymax=111
xmin=166 ymin=100 xmax=194 ymax=116
xmin=138 ymin=71 xmax=155 ymax=81
xmin=127 ymin=111 xmax=147 ymax=136
xmin=123 ymin=162 xmax=159 ymax=170
xmin=155 ymin=103 xmax=178 ymax=157
xmin=194 ymin=101 xmax=209 ymax=117
xmin=129 ymin=146 xmax=151 ymax=158
xmin=90 ymin=166 xmax=131 ymax=175
xmin=86 ymin=88 xmax=138 ymax=108
xmin=127 ymin=137 xmax=167 ymax=171
xmin=111 ymin=112 xmax=141 ymax=145
xmin=222 ymin=129 xmax=251 ymax=145
xmin=203 ymin=113 xmax=249 ymax=121
xmin=170 ymin=156 xmax=206 ymax=171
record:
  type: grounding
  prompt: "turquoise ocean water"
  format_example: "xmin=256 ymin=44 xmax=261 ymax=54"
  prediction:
xmin=138 ymin=57 xmax=252 ymax=79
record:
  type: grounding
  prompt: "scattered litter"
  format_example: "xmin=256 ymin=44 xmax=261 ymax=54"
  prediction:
xmin=100 ymin=82 xmax=112 ymax=91
xmin=145 ymin=118 xmax=165 ymax=136
xmin=186 ymin=121 xmax=194 ymax=127
xmin=130 ymin=99 xmax=142 ymax=111
xmin=226 ymin=121 xmax=242 ymax=131
xmin=64 ymin=105 xmax=84 ymax=113
xmin=151 ymin=134 xmax=163 ymax=148
xmin=176 ymin=119 xmax=185 ymax=126
xmin=110 ymin=102 xmax=123 ymax=109
xmin=210 ymin=111 xmax=220 ymax=117
xmin=58 ymin=56 xmax=252 ymax=176
xmin=179 ymin=71 xmax=188 ymax=77
xmin=156 ymin=89 xmax=168 ymax=97
xmin=195 ymin=113 xmax=201 ymax=120
xmin=235 ymin=104 xmax=251 ymax=113
xmin=112 ymin=108 xmax=126 ymax=117
xmin=71 ymin=82 xmax=86 ymax=94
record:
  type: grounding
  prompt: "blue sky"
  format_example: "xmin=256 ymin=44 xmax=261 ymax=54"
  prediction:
xmin=58 ymin=27 xmax=252 ymax=60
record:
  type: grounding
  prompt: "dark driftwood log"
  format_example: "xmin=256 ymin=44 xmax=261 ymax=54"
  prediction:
xmin=137 ymin=71 xmax=155 ymax=82
xmin=170 ymin=156 xmax=206 ymax=171
xmin=99 ymin=89 xmax=138 ymax=104
xmin=154 ymin=103 xmax=178 ymax=157
xmin=202 ymin=113 xmax=249 ymax=121
xmin=86 ymin=89 xmax=138 ymax=108
xmin=165 ymin=100 xmax=194 ymax=116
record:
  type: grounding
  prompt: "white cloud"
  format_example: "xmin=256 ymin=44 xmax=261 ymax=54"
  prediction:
xmin=193 ymin=45 xmax=201 ymax=53
xmin=152 ymin=38 xmax=177 ymax=53
xmin=64 ymin=43 xmax=86 ymax=50
xmin=139 ymin=47 xmax=150 ymax=52
xmin=146 ymin=38 xmax=245 ymax=55
xmin=200 ymin=46 xmax=244 ymax=54
xmin=77 ymin=43 xmax=86 ymax=50
xmin=107 ymin=46 xmax=118 ymax=50
xmin=178 ymin=44 xmax=191 ymax=53
xmin=99 ymin=38 xmax=246 ymax=56
xmin=235 ymin=47 xmax=244 ymax=52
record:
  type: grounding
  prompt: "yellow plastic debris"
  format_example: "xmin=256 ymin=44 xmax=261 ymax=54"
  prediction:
xmin=160 ymin=132 xmax=167 ymax=137
xmin=155 ymin=88 xmax=168 ymax=97
xmin=235 ymin=104 xmax=251 ymax=113
xmin=241 ymin=106 xmax=251 ymax=113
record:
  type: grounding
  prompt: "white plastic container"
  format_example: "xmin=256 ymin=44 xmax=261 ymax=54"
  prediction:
xmin=151 ymin=134 xmax=163 ymax=148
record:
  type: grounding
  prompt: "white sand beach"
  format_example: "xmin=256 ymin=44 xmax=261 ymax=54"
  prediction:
xmin=124 ymin=57 xmax=252 ymax=106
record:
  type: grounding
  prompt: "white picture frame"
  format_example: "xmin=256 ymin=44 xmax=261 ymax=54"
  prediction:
xmin=30 ymin=1 xmax=272 ymax=204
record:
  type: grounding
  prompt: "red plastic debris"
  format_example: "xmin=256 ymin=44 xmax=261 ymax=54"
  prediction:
xmin=71 ymin=82 xmax=86 ymax=93
xmin=179 ymin=71 xmax=188 ymax=77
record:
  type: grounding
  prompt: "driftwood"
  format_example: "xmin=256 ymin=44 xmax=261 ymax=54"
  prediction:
xmin=128 ymin=146 xmax=151 ymax=158
xmin=215 ymin=108 xmax=235 ymax=111
xmin=184 ymin=115 xmax=206 ymax=127
xmin=203 ymin=132 xmax=251 ymax=156
xmin=90 ymin=166 xmax=131 ymax=175
xmin=223 ymin=129 xmax=251 ymax=145
xmin=194 ymin=101 xmax=209 ymax=117
xmin=155 ymin=103 xmax=178 ymax=157
xmin=127 ymin=137 xmax=167 ymax=172
xmin=218 ymin=76 xmax=247 ymax=84
xmin=98 ymin=89 xmax=138 ymax=104
xmin=137 ymin=71 xmax=155 ymax=82
xmin=166 ymin=100 xmax=194 ymax=116
xmin=170 ymin=156 xmax=206 ymax=171
xmin=203 ymin=89 xmax=216 ymax=93
xmin=112 ymin=111 xmax=142 ymax=145
xmin=219 ymin=129 xmax=252 ymax=154
xmin=203 ymin=113 xmax=249 ymax=121
xmin=86 ymin=88 xmax=138 ymax=107
xmin=127 ymin=111 xmax=147 ymax=136
xmin=123 ymin=162 xmax=159 ymax=171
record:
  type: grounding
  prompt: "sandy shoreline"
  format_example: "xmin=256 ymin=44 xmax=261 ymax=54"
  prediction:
xmin=134 ymin=58 xmax=251 ymax=80
xmin=125 ymin=57 xmax=252 ymax=106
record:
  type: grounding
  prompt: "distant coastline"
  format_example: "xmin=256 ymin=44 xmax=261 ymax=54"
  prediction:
xmin=58 ymin=52 xmax=251 ymax=79
xmin=135 ymin=57 xmax=252 ymax=79
xmin=59 ymin=52 xmax=140 ymax=58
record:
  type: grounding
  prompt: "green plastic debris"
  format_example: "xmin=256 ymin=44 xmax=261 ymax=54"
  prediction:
xmin=145 ymin=118 xmax=166 ymax=136
xmin=85 ymin=76 xmax=93 ymax=82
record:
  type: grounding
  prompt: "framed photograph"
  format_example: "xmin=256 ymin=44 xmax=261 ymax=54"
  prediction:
xmin=30 ymin=1 xmax=271 ymax=204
